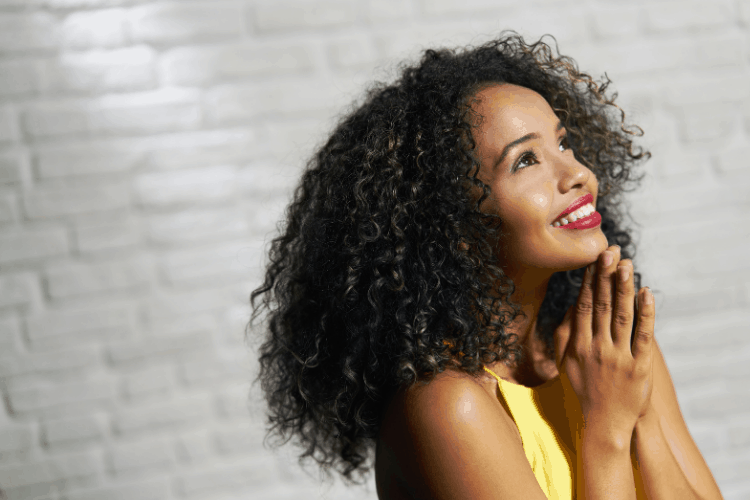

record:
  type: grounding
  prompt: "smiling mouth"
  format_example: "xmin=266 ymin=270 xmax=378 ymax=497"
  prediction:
xmin=551 ymin=203 xmax=601 ymax=229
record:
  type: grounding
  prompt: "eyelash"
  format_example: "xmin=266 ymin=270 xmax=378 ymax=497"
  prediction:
xmin=513 ymin=135 xmax=571 ymax=172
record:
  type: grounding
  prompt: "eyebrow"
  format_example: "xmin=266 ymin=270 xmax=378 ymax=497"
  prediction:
xmin=493 ymin=121 xmax=565 ymax=170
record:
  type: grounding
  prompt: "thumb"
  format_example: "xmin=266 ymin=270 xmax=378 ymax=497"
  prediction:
xmin=554 ymin=306 xmax=574 ymax=369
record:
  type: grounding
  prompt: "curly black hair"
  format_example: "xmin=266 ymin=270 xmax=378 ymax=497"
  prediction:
xmin=249 ymin=32 xmax=649 ymax=486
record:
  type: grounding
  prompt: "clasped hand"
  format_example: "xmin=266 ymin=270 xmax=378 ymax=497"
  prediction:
xmin=554 ymin=245 xmax=656 ymax=445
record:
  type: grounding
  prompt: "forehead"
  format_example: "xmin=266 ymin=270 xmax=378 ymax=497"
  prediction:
xmin=471 ymin=84 xmax=557 ymax=141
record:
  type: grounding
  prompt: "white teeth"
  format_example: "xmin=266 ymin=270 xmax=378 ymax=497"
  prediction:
xmin=552 ymin=202 xmax=595 ymax=227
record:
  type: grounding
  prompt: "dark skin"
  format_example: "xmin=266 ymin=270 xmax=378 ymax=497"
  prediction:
xmin=375 ymin=84 xmax=723 ymax=499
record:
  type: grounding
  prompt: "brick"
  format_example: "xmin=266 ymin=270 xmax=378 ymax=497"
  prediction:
xmin=23 ymin=181 xmax=131 ymax=219
xmin=0 ymin=105 xmax=19 ymax=143
xmin=0 ymin=346 xmax=100 ymax=382
xmin=60 ymin=8 xmax=127 ymax=49
xmin=0 ymin=316 xmax=21 ymax=351
xmin=141 ymin=127 xmax=261 ymax=170
xmin=328 ymin=37 xmax=378 ymax=70
xmin=4 ymin=483 xmax=59 ymax=500
xmin=215 ymin=385 xmax=252 ymax=420
xmin=205 ymin=78 xmax=360 ymax=124
xmin=62 ymin=479 xmax=168 ymax=500
xmin=175 ymin=456 xmax=280 ymax=497
xmin=6 ymin=378 xmax=113 ymax=416
xmin=35 ymin=138 xmax=142 ymax=178
xmin=589 ymin=5 xmax=643 ymax=40
xmin=576 ymin=33 xmax=745 ymax=79
xmin=160 ymin=42 xmax=314 ymax=86
xmin=159 ymin=242 xmax=254 ymax=287
xmin=663 ymin=73 xmax=750 ymax=107
xmin=254 ymin=1 xmax=357 ymax=32
xmin=0 ymin=148 xmax=28 ymax=185
xmin=644 ymin=1 xmax=732 ymax=33
xmin=146 ymin=207 xmax=249 ymax=245
xmin=365 ymin=0 xmax=415 ymax=23
xmin=262 ymin=119 xmax=327 ymax=165
xmin=74 ymin=218 xmax=141 ymax=254
xmin=650 ymin=144 xmax=710 ymax=182
xmin=0 ymin=12 xmax=59 ymax=53
xmin=418 ymin=0 xmax=516 ymax=16
xmin=45 ymin=46 xmax=157 ymax=94
xmin=25 ymin=305 xmax=132 ymax=351
xmin=0 ymin=272 xmax=38 ymax=309
xmin=107 ymin=331 xmax=214 ymax=367
xmin=112 ymin=393 xmax=213 ymax=436
xmin=40 ymin=0 xmax=140 ymax=8
xmin=128 ymin=2 xmax=245 ymax=44
xmin=716 ymin=145 xmax=750 ymax=175
xmin=175 ymin=430 xmax=213 ymax=464
xmin=141 ymin=285 xmax=242 ymax=322
xmin=0 ymin=192 xmax=17 ymax=223
xmin=0 ymin=59 xmax=44 ymax=97
xmin=499 ymin=7 xmax=591 ymax=45
xmin=42 ymin=415 xmax=103 ymax=448
xmin=108 ymin=439 xmax=174 ymax=476
xmin=0 ymin=227 xmax=68 ymax=264
xmin=120 ymin=365 xmax=174 ymax=401
xmin=178 ymin=357 xmax=244 ymax=388
xmin=134 ymin=165 xmax=237 ymax=208
xmin=742 ymin=0 xmax=750 ymax=26
xmin=0 ymin=462 xmax=53 ymax=490
xmin=237 ymin=161 xmax=298 ymax=196
xmin=678 ymin=102 xmax=740 ymax=143
xmin=656 ymin=310 xmax=750 ymax=354
xmin=0 ymin=425 xmax=34 ymax=459
xmin=213 ymin=423 xmax=265 ymax=456
xmin=22 ymin=88 xmax=201 ymax=139
xmin=44 ymin=257 xmax=151 ymax=300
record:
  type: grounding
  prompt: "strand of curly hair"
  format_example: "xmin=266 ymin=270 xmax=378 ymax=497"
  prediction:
xmin=249 ymin=32 xmax=650 ymax=486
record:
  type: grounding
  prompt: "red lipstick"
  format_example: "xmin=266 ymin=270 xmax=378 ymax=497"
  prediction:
xmin=556 ymin=193 xmax=593 ymax=220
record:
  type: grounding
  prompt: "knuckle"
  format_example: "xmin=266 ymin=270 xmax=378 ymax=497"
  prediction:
xmin=635 ymin=327 xmax=653 ymax=343
xmin=576 ymin=301 xmax=594 ymax=315
xmin=613 ymin=311 xmax=632 ymax=327
xmin=593 ymin=300 xmax=612 ymax=314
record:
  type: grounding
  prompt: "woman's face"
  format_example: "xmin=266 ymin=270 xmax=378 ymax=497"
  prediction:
xmin=470 ymin=83 xmax=608 ymax=274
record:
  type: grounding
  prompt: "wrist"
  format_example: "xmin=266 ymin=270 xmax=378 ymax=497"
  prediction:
xmin=579 ymin=420 xmax=634 ymax=453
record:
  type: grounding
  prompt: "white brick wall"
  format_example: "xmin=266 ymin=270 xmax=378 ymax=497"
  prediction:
xmin=0 ymin=1 xmax=748 ymax=499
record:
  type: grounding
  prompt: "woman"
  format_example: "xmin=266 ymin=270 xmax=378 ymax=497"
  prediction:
xmin=250 ymin=33 xmax=723 ymax=499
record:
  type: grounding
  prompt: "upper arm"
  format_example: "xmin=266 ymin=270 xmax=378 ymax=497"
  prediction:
xmin=397 ymin=375 xmax=549 ymax=500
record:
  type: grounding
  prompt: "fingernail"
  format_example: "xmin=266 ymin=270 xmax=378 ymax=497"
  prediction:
xmin=588 ymin=262 xmax=596 ymax=275
xmin=618 ymin=266 xmax=629 ymax=282
xmin=602 ymin=251 xmax=613 ymax=267
xmin=643 ymin=287 xmax=653 ymax=305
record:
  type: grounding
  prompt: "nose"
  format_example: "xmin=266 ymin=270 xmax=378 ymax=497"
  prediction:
xmin=557 ymin=155 xmax=591 ymax=193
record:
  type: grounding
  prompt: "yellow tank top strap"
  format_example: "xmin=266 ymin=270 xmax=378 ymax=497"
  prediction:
xmin=482 ymin=365 xmax=573 ymax=500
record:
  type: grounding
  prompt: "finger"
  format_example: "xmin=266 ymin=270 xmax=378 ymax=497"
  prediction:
xmin=573 ymin=259 xmax=596 ymax=352
xmin=612 ymin=259 xmax=635 ymax=349
xmin=592 ymin=245 xmax=620 ymax=342
xmin=554 ymin=306 xmax=574 ymax=368
xmin=631 ymin=287 xmax=655 ymax=361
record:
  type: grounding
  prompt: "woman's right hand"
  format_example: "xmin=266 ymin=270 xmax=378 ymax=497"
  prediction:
xmin=553 ymin=245 xmax=656 ymax=446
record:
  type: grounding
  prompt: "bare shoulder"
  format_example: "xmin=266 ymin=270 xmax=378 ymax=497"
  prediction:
xmin=376 ymin=369 xmax=547 ymax=500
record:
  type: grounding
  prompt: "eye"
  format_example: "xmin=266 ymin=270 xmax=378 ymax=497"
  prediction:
xmin=514 ymin=151 xmax=538 ymax=171
xmin=559 ymin=135 xmax=571 ymax=152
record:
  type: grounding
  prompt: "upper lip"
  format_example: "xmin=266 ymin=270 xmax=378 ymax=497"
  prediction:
xmin=555 ymin=193 xmax=593 ymax=220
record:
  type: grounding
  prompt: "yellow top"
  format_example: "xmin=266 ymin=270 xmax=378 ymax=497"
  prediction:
xmin=483 ymin=366 xmax=573 ymax=500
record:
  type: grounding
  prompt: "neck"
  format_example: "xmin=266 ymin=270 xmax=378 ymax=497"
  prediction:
xmin=487 ymin=265 xmax=559 ymax=386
